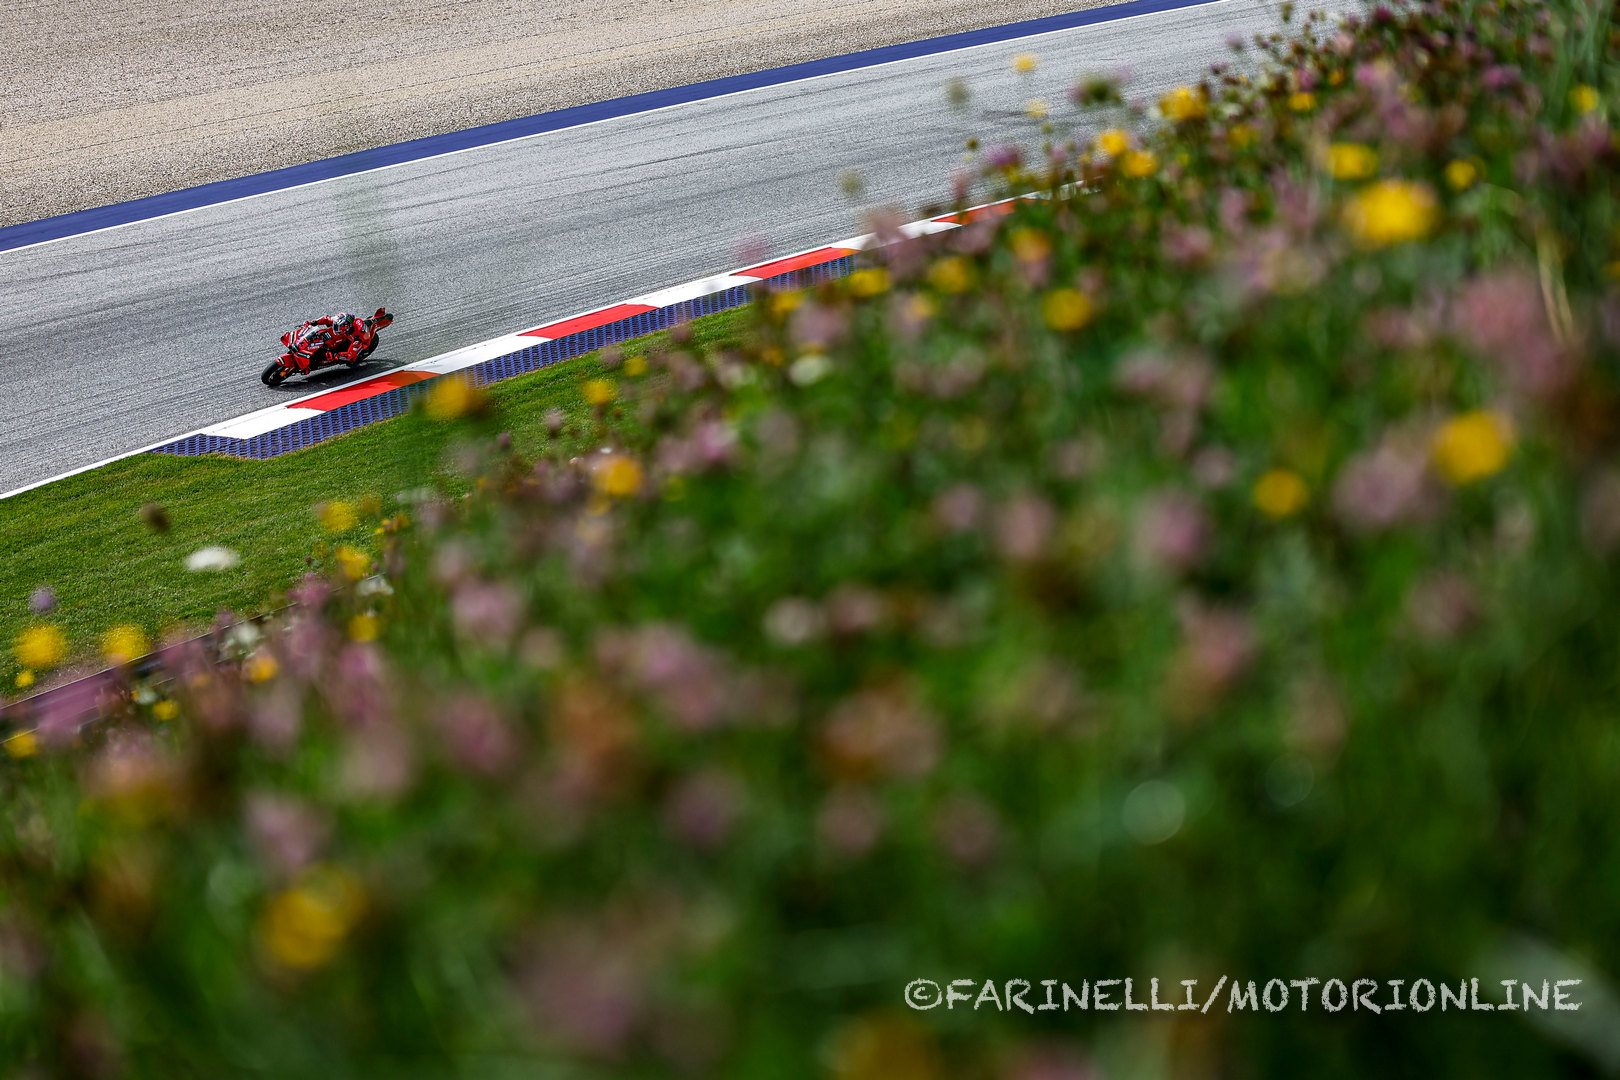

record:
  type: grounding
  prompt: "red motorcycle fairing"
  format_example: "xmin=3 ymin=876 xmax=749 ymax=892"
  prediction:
xmin=263 ymin=308 xmax=394 ymax=387
xmin=290 ymin=324 xmax=337 ymax=362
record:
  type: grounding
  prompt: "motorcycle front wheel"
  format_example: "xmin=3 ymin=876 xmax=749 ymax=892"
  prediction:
xmin=261 ymin=362 xmax=289 ymax=387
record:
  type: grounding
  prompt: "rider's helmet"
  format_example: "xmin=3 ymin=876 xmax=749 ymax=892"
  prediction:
xmin=334 ymin=312 xmax=358 ymax=334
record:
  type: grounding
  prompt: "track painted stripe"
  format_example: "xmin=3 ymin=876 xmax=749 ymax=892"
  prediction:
xmin=739 ymin=247 xmax=860 ymax=279
xmin=296 ymin=370 xmax=439 ymax=411
xmin=0 ymin=0 xmax=1225 ymax=255
xmin=899 ymin=219 xmax=965 ymax=238
xmin=207 ymin=407 xmax=327 ymax=440
xmin=521 ymin=303 xmax=657 ymax=339
xmin=403 ymin=332 xmax=542 ymax=375
xmin=934 ymin=202 xmax=1022 ymax=224
xmin=629 ymin=274 xmax=762 ymax=308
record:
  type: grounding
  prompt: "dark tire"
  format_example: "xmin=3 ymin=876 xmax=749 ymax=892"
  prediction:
xmin=261 ymin=362 xmax=289 ymax=387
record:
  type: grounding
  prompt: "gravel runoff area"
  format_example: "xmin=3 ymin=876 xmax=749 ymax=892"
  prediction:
xmin=0 ymin=0 xmax=1126 ymax=227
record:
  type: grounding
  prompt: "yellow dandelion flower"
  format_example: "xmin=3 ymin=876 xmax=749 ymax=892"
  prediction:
xmin=348 ymin=613 xmax=381 ymax=642
xmin=900 ymin=294 xmax=936 ymax=327
xmin=1228 ymin=124 xmax=1257 ymax=150
xmin=1444 ymin=159 xmax=1479 ymax=190
xmin=102 ymin=625 xmax=149 ymax=666
xmin=1121 ymin=149 xmax=1159 ymax=178
xmin=259 ymin=865 xmax=365 ymax=971
xmin=1010 ymin=228 xmax=1052 ymax=264
xmin=317 ymin=501 xmax=358 ymax=533
xmin=1324 ymin=142 xmax=1378 ymax=180
xmin=1094 ymin=128 xmax=1130 ymax=157
xmin=581 ymin=378 xmax=617 ymax=407
xmin=1011 ymin=52 xmax=1038 ymax=73
xmin=152 ymin=700 xmax=179 ymax=722
xmin=928 ymin=256 xmax=975 ymax=295
xmin=594 ymin=456 xmax=644 ymax=498
xmin=15 ymin=625 xmax=67 ymax=672
xmin=1042 ymin=288 xmax=1094 ymax=331
xmin=624 ymin=354 xmax=648 ymax=377
xmin=15 ymin=670 xmax=34 ymax=690
xmin=1160 ymin=85 xmax=1208 ymax=122
xmin=1024 ymin=98 xmax=1049 ymax=120
xmin=847 ymin=267 xmax=891 ymax=297
xmin=4 ymin=731 xmax=39 ymax=759
xmin=1288 ymin=91 xmax=1317 ymax=112
xmin=1328 ymin=70 xmax=1346 ymax=86
xmin=335 ymin=545 xmax=371 ymax=581
xmin=1253 ymin=468 xmax=1310 ymax=518
xmin=1570 ymin=84 xmax=1600 ymax=114
xmin=1431 ymin=411 xmax=1513 ymax=485
xmin=1342 ymin=179 xmax=1437 ymax=248
xmin=423 ymin=376 xmax=483 ymax=420
xmin=246 ymin=652 xmax=279 ymax=683
xmin=770 ymin=291 xmax=803 ymax=318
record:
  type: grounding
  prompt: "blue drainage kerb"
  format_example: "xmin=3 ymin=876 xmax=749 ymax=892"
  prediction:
xmin=147 ymin=256 xmax=855 ymax=461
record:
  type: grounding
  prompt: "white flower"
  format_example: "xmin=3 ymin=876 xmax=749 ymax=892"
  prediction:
xmin=224 ymin=622 xmax=263 ymax=655
xmin=357 ymin=575 xmax=394 ymax=598
xmin=789 ymin=354 xmax=833 ymax=386
xmin=185 ymin=545 xmax=241 ymax=572
xmin=718 ymin=363 xmax=755 ymax=390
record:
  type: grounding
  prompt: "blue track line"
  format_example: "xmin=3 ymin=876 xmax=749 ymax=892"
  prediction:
xmin=0 ymin=0 xmax=1221 ymax=255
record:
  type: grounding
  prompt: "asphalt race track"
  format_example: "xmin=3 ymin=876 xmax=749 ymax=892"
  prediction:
xmin=0 ymin=0 xmax=1335 ymax=496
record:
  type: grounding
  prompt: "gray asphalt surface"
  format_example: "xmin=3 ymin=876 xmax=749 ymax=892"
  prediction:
xmin=0 ymin=0 xmax=1328 ymax=496
xmin=2 ymin=0 xmax=1120 ymax=225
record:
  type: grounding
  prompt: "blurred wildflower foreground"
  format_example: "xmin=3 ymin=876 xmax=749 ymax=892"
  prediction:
xmin=8 ymin=0 xmax=1620 ymax=1075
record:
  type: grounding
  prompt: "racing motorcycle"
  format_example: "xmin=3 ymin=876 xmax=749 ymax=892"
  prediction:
xmin=261 ymin=308 xmax=395 ymax=387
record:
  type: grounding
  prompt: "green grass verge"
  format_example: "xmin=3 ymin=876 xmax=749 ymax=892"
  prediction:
xmin=0 ymin=306 xmax=752 ymax=692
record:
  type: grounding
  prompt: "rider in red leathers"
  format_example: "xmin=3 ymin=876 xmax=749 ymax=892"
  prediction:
xmin=279 ymin=311 xmax=378 ymax=373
